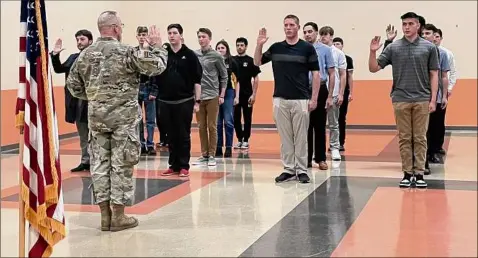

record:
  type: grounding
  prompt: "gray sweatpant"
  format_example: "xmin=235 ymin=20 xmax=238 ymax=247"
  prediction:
xmin=272 ymin=98 xmax=310 ymax=175
xmin=327 ymin=96 xmax=340 ymax=150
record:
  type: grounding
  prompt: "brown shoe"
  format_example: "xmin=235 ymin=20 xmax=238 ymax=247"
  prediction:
xmin=98 ymin=201 xmax=111 ymax=231
xmin=110 ymin=204 xmax=139 ymax=232
xmin=318 ymin=161 xmax=328 ymax=170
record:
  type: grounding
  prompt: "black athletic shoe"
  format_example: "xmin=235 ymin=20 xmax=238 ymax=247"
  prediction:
xmin=275 ymin=172 xmax=296 ymax=183
xmin=399 ymin=172 xmax=413 ymax=188
xmin=298 ymin=173 xmax=310 ymax=183
xmin=224 ymin=147 xmax=232 ymax=158
xmin=429 ymin=154 xmax=441 ymax=164
xmin=141 ymin=146 xmax=147 ymax=155
xmin=147 ymin=147 xmax=156 ymax=155
xmin=71 ymin=163 xmax=89 ymax=172
xmin=415 ymin=174 xmax=428 ymax=188
xmin=424 ymin=168 xmax=431 ymax=175
xmin=215 ymin=147 xmax=223 ymax=157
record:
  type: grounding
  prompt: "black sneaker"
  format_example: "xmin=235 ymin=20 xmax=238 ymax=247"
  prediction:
xmin=275 ymin=172 xmax=296 ymax=183
xmin=339 ymin=145 xmax=345 ymax=151
xmin=215 ymin=147 xmax=223 ymax=157
xmin=424 ymin=168 xmax=431 ymax=175
xmin=298 ymin=173 xmax=310 ymax=183
xmin=71 ymin=163 xmax=89 ymax=172
xmin=224 ymin=147 xmax=232 ymax=158
xmin=141 ymin=146 xmax=147 ymax=155
xmin=399 ymin=172 xmax=413 ymax=188
xmin=147 ymin=147 xmax=156 ymax=155
xmin=415 ymin=174 xmax=428 ymax=188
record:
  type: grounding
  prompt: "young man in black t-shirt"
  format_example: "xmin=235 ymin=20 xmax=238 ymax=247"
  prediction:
xmin=333 ymin=37 xmax=354 ymax=151
xmin=233 ymin=37 xmax=261 ymax=150
xmin=254 ymin=14 xmax=320 ymax=184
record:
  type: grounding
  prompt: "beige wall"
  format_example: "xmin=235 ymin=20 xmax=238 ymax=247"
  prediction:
xmin=0 ymin=1 xmax=120 ymax=90
xmin=1 ymin=1 xmax=477 ymax=89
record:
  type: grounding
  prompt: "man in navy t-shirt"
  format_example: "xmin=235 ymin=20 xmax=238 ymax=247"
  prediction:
xmin=253 ymin=14 xmax=320 ymax=184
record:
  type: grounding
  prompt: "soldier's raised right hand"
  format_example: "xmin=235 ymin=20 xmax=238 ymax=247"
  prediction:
xmin=144 ymin=25 xmax=162 ymax=48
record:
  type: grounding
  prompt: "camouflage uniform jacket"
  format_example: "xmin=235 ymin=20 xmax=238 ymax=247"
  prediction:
xmin=66 ymin=37 xmax=168 ymax=132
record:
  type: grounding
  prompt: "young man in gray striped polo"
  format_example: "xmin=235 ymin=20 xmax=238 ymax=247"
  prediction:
xmin=369 ymin=12 xmax=440 ymax=188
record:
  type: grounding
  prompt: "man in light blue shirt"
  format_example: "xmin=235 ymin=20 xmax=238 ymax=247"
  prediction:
xmin=421 ymin=24 xmax=450 ymax=170
xmin=303 ymin=22 xmax=336 ymax=170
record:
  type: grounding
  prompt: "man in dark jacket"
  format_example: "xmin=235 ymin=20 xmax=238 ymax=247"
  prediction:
xmin=156 ymin=24 xmax=202 ymax=177
xmin=51 ymin=29 xmax=93 ymax=172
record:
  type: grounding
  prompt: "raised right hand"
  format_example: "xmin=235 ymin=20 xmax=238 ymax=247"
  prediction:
xmin=386 ymin=24 xmax=397 ymax=41
xmin=370 ymin=36 xmax=383 ymax=52
xmin=52 ymin=38 xmax=65 ymax=54
xmin=145 ymin=25 xmax=162 ymax=47
xmin=257 ymin=28 xmax=269 ymax=46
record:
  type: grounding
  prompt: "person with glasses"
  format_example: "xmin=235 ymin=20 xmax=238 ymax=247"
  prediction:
xmin=67 ymin=11 xmax=168 ymax=232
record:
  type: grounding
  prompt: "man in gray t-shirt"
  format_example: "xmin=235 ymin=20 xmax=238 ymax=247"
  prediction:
xmin=368 ymin=12 xmax=440 ymax=189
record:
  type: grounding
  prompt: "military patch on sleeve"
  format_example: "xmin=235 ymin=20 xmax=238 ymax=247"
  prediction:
xmin=135 ymin=49 xmax=153 ymax=59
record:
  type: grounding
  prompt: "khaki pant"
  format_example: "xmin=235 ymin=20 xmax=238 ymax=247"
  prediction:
xmin=393 ymin=101 xmax=430 ymax=174
xmin=196 ymin=97 xmax=219 ymax=156
xmin=273 ymin=98 xmax=310 ymax=175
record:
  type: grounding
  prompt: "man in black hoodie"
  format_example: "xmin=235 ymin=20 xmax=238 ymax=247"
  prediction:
xmin=51 ymin=29 xmax=93 ymax=172
xmin=156 ymin=24 xmax=202 ymax=177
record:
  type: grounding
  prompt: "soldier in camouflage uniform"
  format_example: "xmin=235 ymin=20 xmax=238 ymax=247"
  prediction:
xmin=66 ymin=10 xmax=168 ymax=232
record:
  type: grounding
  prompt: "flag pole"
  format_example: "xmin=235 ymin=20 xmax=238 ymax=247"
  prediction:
xmin=18 ymin=127 xmax=26 ymax=258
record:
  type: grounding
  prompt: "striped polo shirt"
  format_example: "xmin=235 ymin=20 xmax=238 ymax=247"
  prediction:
xmin=377 ymin=36 xmax=440 ymax=103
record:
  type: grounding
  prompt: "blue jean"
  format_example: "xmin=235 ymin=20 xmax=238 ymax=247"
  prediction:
xmin=138 ymin=84 xmax=156 ymax=148
xmin=217 ymin=88 xmax=235 ymax=148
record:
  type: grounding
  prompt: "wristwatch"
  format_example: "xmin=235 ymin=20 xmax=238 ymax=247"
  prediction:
xmin=195 ymin=99 xmax=201 ymax=104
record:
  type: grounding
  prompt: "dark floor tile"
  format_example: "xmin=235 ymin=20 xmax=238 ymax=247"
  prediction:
xmin=240 ymin=176 xmax=477 ymax=257
xmin=2 ymin=176 xmax=184 ymax=206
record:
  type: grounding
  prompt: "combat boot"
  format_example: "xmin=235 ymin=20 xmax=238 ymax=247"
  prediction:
xmin=98 ymin=201 xmax=111 ymax=231
xmin=110 ymin=204 xmax=139 ymax=232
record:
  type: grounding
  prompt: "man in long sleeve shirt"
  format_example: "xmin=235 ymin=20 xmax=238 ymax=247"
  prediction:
xmin=434 ymin=28 xmax=456 ymax=155
xmin=193 ymin=28 xmax=228 ymax=167
xmin=50 ymin=29 xmax=93 ymax=172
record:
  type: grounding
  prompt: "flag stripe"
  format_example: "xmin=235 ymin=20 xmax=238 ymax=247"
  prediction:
xmin=18 ymin=0 xmax=66 ymax=256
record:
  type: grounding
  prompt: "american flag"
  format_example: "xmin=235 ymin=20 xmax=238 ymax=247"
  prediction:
xmin=16 ymin=0 xmax=66 ymax=257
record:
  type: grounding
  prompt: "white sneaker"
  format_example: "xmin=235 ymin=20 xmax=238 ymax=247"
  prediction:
xmin=234 ymin=142 xmax=243 ymax=149
xmin=241 ymin=142 xmax=249 ymax=149
xmin=207 ymin=156 xmax=217 ymax=166
xmin=193 ymin=156 xmax=208 ymax=165
xmin=331 ymin=149 xmax=341 ymax=161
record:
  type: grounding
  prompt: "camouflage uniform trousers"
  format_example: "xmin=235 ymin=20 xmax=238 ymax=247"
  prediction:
xmin=88 ymin=124 xmax=141 ymax=205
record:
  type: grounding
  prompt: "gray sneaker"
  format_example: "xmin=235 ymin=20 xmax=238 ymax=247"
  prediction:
xmin=207 ymin=156 xmax=217 ymax=166
xmin=193 ymin=156 xmax=208 ymax=165
xmin=241 ymin=142 xmax=249 ymax=149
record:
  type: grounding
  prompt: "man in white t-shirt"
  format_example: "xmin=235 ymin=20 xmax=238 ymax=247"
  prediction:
xmin=319 ymin=26 xmax=347 ymax=161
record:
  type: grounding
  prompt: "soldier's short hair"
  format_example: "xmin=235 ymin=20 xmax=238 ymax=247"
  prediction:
xmin=97 ymin=10 xmax=119 ymax=30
